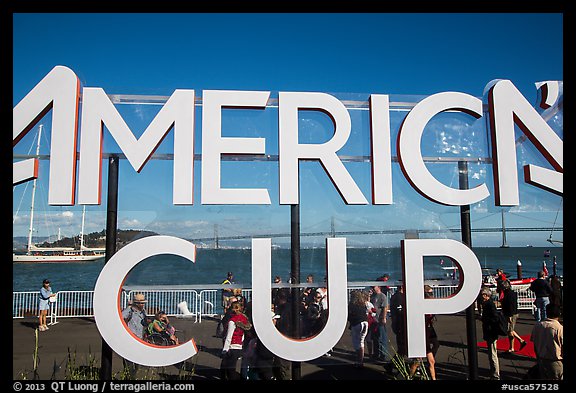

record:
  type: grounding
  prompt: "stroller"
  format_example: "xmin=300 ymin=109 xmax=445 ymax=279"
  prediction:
xmin=144 ymin=311 xmax=179 ymax=346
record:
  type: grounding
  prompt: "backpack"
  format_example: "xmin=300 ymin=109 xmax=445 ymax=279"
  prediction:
xmin=494 ymin=311 xmax=509 ymax=336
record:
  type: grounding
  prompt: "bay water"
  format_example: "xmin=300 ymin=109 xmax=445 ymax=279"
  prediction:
xmin=13 ymin=246 xmax=562 ymax=292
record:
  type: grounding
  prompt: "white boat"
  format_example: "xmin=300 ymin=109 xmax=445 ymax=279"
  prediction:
xmin=13 ymin=125 xmax=105 ymax=263
xmin=13 ymin=202 xmax=106 ymax=263
xmin=13 ymin=245 xmax=105 ymax=263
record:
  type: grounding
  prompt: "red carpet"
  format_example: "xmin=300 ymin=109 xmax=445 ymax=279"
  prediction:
xmin=477 ymin=335 xmax=536 ymax=358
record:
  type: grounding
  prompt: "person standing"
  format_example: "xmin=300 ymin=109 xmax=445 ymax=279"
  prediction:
xmin=220 ymin=302 xmax=252 ymax=380
xmin=480 ymin=287 xmax=500 ymax=380
xmin=409 ymin=285 xmax=439 ymax=380
xmin=272 ymin=276 xmax=289 ymax=309
xmin=348 ymin=290 xmax=369 ymax=368
xmin=216 ymin=272 xmax=235 ymax=337
xmin=271 ymin=291 xmax=292 ymax=380
xmin=495 ymin=268 xmax=507 ymax=301
xmin=500 ymin=280 xmax=527 ymax=353
xmin=303 ymin=290 xmax=324 ymax=337
xmin=122 ymin=293 xmax=148 ymax=338
xmin=531 ymin=303 xmax=563 ymax=380
xmin=390 ymin=284 xmax=407 ymax=358
xmin=530 ymin=271 xmax=553 ymax=322
xmin=549 ymin=275 xmax=563 ymax=313
xmin=370 ymin=285 xmax=390 ymax=363
xmin=121 ymin=293 xmax=149 ymax=378
xmin=424 ymin=285 xmax=439 ymax=379
xmin=221 ymin=272 xmax=235 ymax=314
xmin=38 ymin=279 xmax=56 ymax=331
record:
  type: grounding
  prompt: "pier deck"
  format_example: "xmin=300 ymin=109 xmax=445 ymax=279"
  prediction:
xmin=13 ymin=311 xmax=540 ymax=381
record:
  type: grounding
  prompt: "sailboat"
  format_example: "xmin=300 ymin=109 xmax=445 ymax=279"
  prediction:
xmin=13 ymin=125 xmax=105 ymax=263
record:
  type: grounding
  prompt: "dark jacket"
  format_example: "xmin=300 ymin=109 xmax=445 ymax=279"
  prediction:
xmin=501 ymin=288 xmax=518 ymax=317
xmin=530 ymin=278 xmax=553 ymax=298
xmin=274 ymin=302 xmax=292 ymax=336
xmin=304 ymin=302 xmax=323 ymax=336
xmin=390 ymin=290 xmax=406 ymax=335
xmin=348 ymin=303 xmax=368 ymax=327
xmin=481 ymin=298 xmax=499 ymax=342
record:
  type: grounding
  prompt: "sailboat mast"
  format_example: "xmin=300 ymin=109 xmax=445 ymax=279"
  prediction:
xmin=27 ymin=125 xmax=43 ymax=254
xmin=80 ymin=205 xmax=86 ymax=255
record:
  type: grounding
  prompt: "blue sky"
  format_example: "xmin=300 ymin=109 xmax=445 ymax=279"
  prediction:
xmin=13 ymin=13 xmax=564 ymax=248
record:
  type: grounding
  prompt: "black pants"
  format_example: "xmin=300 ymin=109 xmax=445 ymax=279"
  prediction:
xmin=394 ymin=328 xmax=408 ymax=357
xmin=220 ymin=349 xmax=242 ymax=380
xmin=273 ymin=357 xmax=291 ymax=380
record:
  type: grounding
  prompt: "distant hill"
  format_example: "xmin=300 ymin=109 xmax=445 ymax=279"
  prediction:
xmin=13 ymin=229 xmax=158 ymax=252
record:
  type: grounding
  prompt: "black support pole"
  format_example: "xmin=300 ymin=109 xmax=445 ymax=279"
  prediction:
xmin=459 ymin=160 xmax=479 ymax=380
xmin=290 ymin=203 xmax=301 ymax=380
xmin=100 ymin=155 xmax=119 ymax=380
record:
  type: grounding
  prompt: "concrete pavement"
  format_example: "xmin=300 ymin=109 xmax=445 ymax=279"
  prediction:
xmin=13 ymin=311 xmax=540 ymax=381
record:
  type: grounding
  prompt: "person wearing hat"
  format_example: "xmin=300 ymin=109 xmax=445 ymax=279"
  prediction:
xmin=121 ymin=293 xmax=149 ymax=377
xmin=221 ymin=272 xmax=235 ymax=314
xmin=122 ymin=293 xmax=149 ymax=339
xmin=38 ymin=279 xmax=56 ymax=331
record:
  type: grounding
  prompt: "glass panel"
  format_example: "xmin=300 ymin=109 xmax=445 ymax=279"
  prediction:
xmin=13 ymin=88 xmax=563 ymax=371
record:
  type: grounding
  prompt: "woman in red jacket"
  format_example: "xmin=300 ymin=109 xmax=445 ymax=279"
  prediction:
xmin=220 ymin=301 xmax=252 ymax=380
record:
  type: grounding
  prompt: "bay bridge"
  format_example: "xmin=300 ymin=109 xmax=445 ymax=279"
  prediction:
xmin=191 ymin=223 xmax=563 ymax=248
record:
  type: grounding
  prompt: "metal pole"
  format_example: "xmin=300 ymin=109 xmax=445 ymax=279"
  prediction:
xmin=290 ymin=203 xmax=301 ymax=380
xmin=458 ymin=160 xmax=479 ymax=380
xmin=100 ymin=155 xmax=119 ymax=380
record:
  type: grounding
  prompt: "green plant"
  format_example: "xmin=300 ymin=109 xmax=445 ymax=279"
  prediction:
xmin=386 ymin=349 xmax=430 ymax=380
xmin=16 ymin=328 xmax=41 ymax=380
xmin=65 ymin=348 xmax=100 ymax=380
xmin=176 ymin=359 xmax=196 ymax=380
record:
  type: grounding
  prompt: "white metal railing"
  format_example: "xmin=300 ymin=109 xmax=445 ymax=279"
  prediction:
xmin=51 ymin=291 xmax=95 ymax=324
xmin=13 ymin=284 xmax=542 ymax=322
xmin=512 ymin=284 xmax=537 ymax=310
xmin=13 ymin=291 xmax=46 ymax=319
xmin=124 ymin=289 xmax=200 ymax=317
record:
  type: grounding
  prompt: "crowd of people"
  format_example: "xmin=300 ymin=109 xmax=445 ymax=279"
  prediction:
xmin=480 ymin=268 xmax=563 ymax=380
xmin=214 ymin=272 xmax=401 ymax=379
xmin=37 ymin=264 xmax=563 ymax=380
xmin=212 ymin=268 xmax=563 ymax=381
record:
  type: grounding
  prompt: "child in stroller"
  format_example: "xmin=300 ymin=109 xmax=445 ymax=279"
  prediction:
xmin=145 ymin=311 xmax=179 ymax=346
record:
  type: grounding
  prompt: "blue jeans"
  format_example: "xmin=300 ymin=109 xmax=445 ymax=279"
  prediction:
xmin=378 ymin=323 xmax=390 ymax=361
xmin=534 ymin=297 xmax=550 ymax=322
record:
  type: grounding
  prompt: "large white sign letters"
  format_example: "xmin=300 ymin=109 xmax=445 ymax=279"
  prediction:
xmin=13 ymin=66 xmax=563 ymax=364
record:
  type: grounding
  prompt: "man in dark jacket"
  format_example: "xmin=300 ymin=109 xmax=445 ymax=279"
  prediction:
xmin=530 ymin=271 xmax=553 ymax=321
xmin=390 ymin=284 xmax=407 ymax=357
xmin=480 ymin=287 xmax=500 ymax=380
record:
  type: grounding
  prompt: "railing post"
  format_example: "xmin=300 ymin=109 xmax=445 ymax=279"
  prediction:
xmin=49 ymin=301 xmax=57 ymax=325
xmin=459 ymin=160 xmax=479 ymax=380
